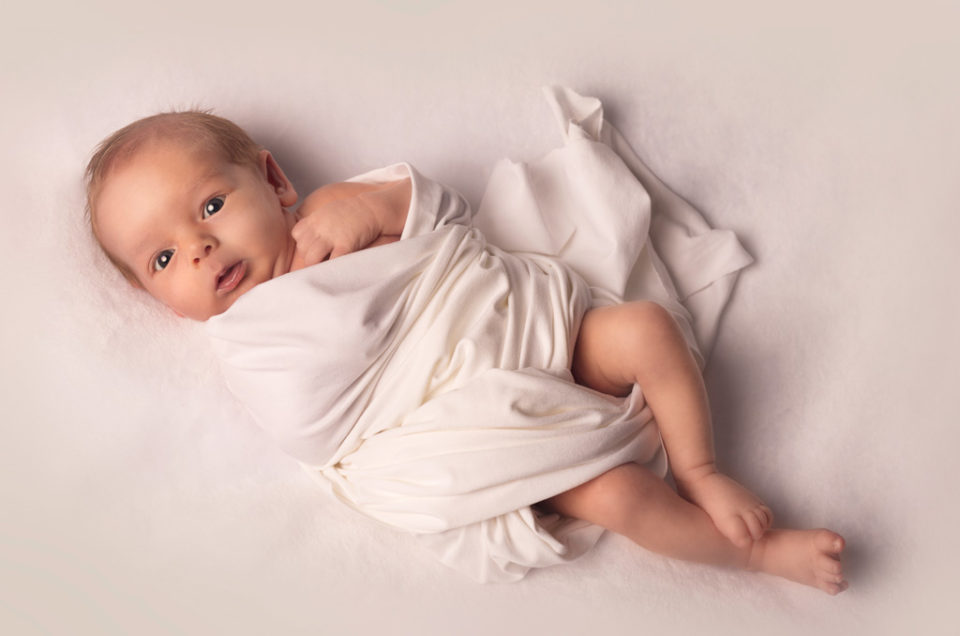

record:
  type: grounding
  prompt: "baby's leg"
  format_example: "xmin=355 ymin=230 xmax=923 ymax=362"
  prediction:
xmin=540 ymin=463 xmax=848 ymax=595
xmin=572 ymin=301 xmax=771 ymax=547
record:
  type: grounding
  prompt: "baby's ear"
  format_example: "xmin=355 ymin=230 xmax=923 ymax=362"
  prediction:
xmin=258 ymin=150 xmax=298 ymax=207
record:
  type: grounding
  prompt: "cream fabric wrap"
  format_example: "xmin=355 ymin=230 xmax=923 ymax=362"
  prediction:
xmin=204 ymin=86 xmax=753 ymax=582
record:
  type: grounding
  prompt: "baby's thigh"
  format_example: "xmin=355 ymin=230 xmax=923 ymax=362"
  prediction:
xmin=572 ymin=300 xmax=680 ymax=396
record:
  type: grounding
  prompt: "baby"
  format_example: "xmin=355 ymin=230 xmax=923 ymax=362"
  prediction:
xmin=85 ymin=110 xmax=848 ymax=594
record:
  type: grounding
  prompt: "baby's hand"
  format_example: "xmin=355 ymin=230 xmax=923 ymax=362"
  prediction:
xmin=292 ymin=192 xmax=382 ymax=266
xmin=291 ymin=178 xmax=410 ymax=268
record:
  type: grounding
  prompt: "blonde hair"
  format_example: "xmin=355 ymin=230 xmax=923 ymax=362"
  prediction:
xmin=84 ymin=110 xmax=262 ymax=283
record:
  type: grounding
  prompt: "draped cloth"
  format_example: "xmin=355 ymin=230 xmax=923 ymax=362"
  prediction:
xmin=205 ymin=86 xmax=753 ymax=582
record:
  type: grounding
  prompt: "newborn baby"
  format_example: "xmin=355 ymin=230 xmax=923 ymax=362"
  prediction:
xmin=85 ymin=108 xmax=847 ymax=593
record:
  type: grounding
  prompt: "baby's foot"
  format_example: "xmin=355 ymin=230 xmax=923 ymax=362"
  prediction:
xmin=748 ymin=528 xmax=849 ymax=595
xmin=675 ymin=469 xmax=773 ymax=547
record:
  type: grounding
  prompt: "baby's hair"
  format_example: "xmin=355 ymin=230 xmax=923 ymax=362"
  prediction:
xmin=84 ymin=109 xmax=262 ymax=284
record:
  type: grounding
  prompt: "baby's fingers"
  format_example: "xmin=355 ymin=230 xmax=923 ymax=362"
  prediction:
xmin=329 ymin=242 xmax=362 ymax=260
xmin=759 ymin=505 xmax=774 ymax=529
xmin=743 ymin=510 xmax=767 ymax=541
xmin=297 ymin=237 xmax=333 ymax=267
xmin=329 ymin=234 xmax=378 ymax=260
xmin=290 ymin=217 xmax=312 ymax=242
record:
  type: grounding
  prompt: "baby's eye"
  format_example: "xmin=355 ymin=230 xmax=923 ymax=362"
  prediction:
xmin=154 ymin=249 xmax=174 ymax=272
xmin=203 ymin=196 xmax=225 ymax=219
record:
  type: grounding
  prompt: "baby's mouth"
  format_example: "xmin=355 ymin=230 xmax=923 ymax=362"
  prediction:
xmin=217 ymin=261 xmax=246 ymax=293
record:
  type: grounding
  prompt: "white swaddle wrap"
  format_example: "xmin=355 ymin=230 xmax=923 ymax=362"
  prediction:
xmin=204 ymin=86 xmax=753 ymax=582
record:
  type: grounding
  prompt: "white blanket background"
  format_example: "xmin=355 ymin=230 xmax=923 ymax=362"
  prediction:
xmin=2 ymin=1 xmax=958 ymax=634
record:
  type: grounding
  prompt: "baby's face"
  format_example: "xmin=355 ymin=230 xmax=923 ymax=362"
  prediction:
xmin=95 ymin=138 xmax=298 ymax=320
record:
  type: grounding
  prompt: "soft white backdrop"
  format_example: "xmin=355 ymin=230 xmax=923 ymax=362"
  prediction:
xmin=2 ymin=1 xmax=957 ymax=634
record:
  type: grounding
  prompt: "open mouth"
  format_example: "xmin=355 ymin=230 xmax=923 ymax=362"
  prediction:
xmin=217 ymin=261 xmax=246 ymax=293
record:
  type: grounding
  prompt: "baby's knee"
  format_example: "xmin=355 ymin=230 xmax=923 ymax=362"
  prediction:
xmin=579 ymin=463 xmax=664 ymax=533
xmin=628 ymin=300 xmax=676 ymax=332
xmin=619 ymin=301 xmax=682 ymax=352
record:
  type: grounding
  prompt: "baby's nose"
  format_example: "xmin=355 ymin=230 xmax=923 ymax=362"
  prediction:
xmin=192 ymin=243 xmax=213 ymax=265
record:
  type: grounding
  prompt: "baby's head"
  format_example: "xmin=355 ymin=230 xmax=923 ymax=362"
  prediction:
xmin=86 ymin=111 xmax=299 ymax=321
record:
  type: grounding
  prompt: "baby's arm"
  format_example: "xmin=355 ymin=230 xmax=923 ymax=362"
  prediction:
xmin=291 ymin=177 xmax=411 ymax=268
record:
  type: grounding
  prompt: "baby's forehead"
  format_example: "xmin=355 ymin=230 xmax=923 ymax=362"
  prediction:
xmin=104 ymin=136 xmax=225 ymax=188
xmin=134 ymin=133 xmax=220 ymax=167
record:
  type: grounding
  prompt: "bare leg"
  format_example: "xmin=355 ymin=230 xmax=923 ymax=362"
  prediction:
xmin=572 ymin=301 xmax=771 ymax=547
xmin=540 ymin=463 xmax=848 ymax=594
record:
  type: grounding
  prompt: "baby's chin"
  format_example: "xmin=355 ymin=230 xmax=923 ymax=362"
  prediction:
xmin=197 ymin=271 xmax=270 ymax=320
xmin=194 ymin=294 xmax=244 ymax=322
xmin=168 ymin=293 xmax=243 ymax=322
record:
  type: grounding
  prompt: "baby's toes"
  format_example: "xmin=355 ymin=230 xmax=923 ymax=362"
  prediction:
xmin=814 ymin=529 xmax=845 ymax=556
xmin=816 ymin=553 xmax=843 ymax=579
xmin=820 ymin=579 xmax=849 ymax=596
